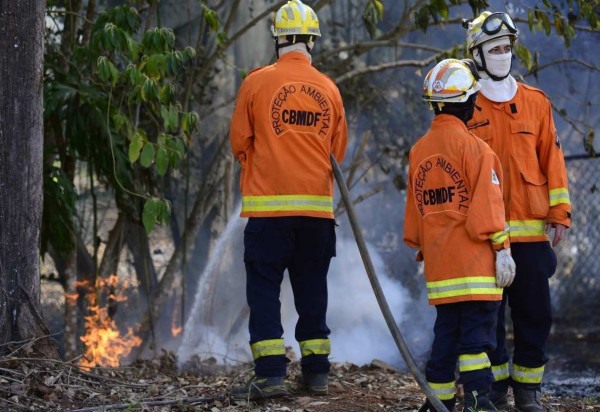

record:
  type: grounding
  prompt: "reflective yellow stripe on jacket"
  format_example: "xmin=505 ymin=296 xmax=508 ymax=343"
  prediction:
xmin=251 ymin=339 xmax=286 ymax=360
xmin=489 ymin=226 xmax=509 ymax=249
xmin=549 ymin=188 xmax=570 ymax=206
xmin=242 ymin=195 xmax=333 ymax=214
xmin=299 ymin=338 xmax=331 ymax=356
xmin=426 ymin=276 xmax=502 ymax=302
xmin=508 ymin=219 xmax=546 ymax=239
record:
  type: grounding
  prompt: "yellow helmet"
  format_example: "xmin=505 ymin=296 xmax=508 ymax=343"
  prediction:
xmin=422 ymin=59 xmax=481 ymax=103
xmin=271 ymin=0 xmax=321 ymax=38
xmin=465 ymin=11 xmax=518 ymax=51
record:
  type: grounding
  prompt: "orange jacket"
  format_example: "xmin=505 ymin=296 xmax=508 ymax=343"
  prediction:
xmin=467 ymin=83 xmax=571 ymax=242
xmin=404 ymin=115 xmax=508 ymax=305
xmin=230 ymin=52 xmax=347 ymax=218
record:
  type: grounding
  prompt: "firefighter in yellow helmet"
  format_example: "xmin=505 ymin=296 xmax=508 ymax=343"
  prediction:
xmin=464 ymin=11 xmax=571 ymax=412
xmin=230 ymin=0 xmax=347 ymax=400
xmin=405 ymin=59 xmax=516 ymax=412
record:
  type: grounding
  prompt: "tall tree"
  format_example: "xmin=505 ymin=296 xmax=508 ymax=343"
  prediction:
xmin=0 ymin=0 xmax=57 ymax=357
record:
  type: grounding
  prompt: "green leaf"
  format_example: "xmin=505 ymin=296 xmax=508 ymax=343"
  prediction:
xmin=514 ymin=43 xmax=532 ymax=70
xmin=141 ymin=78 xmax=156 ymax=102
xmin=142 ymin=54 xmax=165 ymax=79
xmin=158 ymin=199 xmax=171 ymax=225
xmin=108 ymin=60 xmax=119 ymax=85
xmin=203 ymin=6 xmax=220 ymax=31
xmin=129 ymin=132 xmax=144 ymax=163
xmin=126 ymin=35 xmax=139 ymax=60
xmin=156 ymin=147 xmax=169 ymax=175
xmin=413 ymin=7 xmax=430 ymax=32
xmin=528 ymin=10 xmax=535 ymax=32
xmin=142 ymin=199 xmax=159 ymax=233
xmin=168 ymin=105 xmax=179 ymax=132
xmin=113 ymin=113 xmax=128 ymax=133
xmin=125 ymin=7 xmax=140 ymax=32
xmin=182 ymin=46 xmax=196 ymax=61
xmin=431 ymin=0 xmax=449 ymax=20
xmin=363 ymin=0 xmax=383 ymax=38
xmin=160 ymin=106 xmax=170 ymax=130
xmin=541 ymin=13 xmax=552 ymax=35
xmin=583 ymin=128 xmax=596 ymax=157
xmin=217 ymin=32 xmax=229 ymax=46
xmin=182 ymin=112 xmax=198 ymax=134
xmin=97 ymin=56 xmax=110 ymax=81
xmin=127 ymin=64 xmax=143 ymax=86
xmin=167 ymin=136 xmax=186 ymax=168
xmin=161 ymin=28 xmax=176 ymax=49
xmin=159 ymin=83 xmax=175 ymax=104
xmin=140 ymin=142 xmax=155 ymax=167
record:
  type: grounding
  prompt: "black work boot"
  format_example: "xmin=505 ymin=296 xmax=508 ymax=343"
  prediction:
xmin=231 ymin=375 xmax=289 ymax=400
xmin=463 ymin=389 xmax=499 ymax=412
xmin=513 ymin=385 xmax=543 ymax=412
xmin=302 ymin=372 xmax=329 ymax=396
xmin=489 ymin=389 xmax=509 ymax=411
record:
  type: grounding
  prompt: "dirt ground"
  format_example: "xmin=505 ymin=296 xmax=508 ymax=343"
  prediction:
xmin=0 ymin=349 xmax=599 ymax=411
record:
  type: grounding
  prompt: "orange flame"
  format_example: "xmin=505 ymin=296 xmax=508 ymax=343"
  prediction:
xmin=171 ymin=307 xmax=182 ymax=337
xmin=79 ymin=275 xmax=141 ymax=368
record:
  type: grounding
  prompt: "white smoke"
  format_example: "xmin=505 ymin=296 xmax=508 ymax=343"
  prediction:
xmin=177 ymin=207 xmax=416 ymax=369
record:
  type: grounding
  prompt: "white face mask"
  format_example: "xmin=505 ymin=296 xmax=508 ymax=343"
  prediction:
xmin=482 ymin=37 xmax=512 ymax=78
xmin=485 ymin=52 xmax=512 ymax=78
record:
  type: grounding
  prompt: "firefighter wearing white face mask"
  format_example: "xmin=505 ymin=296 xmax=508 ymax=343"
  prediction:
xmin=464 ymin=11 xmax=572 ymax=412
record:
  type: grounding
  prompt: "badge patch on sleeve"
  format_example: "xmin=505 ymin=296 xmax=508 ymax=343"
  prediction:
xmin=491 ymin=169 xmax=500 ymax=185
xmin=555 ymin=132 xmax=562 ymax=149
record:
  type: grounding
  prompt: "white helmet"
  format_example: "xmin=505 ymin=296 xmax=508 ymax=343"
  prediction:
xmin=422 ymin=59 xmax=481 ymax=103
xmin=465 ymin=11 xmax=518 ymax=51
xmin=271 ymin=0 xmax=321 ymax=39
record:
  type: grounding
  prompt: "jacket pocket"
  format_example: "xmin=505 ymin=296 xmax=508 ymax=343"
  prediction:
xmin=510 ymin=120 xmax=538 ymax=155
xmin=520 ymin=167 xmax=549 ymax=218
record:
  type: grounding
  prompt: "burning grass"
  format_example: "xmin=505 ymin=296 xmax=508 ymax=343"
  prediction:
xmin=78 ymin=275 xmax=142 ymax=369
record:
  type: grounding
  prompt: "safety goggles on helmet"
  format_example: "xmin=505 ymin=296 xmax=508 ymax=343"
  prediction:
xmin=480 ymin=12 xmax=517 ymax=36
xmin=464 ymin=11 xmax=518 ymax=51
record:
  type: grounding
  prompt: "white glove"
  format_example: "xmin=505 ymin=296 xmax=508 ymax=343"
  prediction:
xmin=495 ymin=248 xmax=516 ymax=288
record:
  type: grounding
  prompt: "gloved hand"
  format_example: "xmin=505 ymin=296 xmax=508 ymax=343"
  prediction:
xmin=495 ymin=248 xmax=516 ymax=287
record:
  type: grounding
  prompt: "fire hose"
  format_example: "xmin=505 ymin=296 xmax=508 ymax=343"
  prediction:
xmin=330 ymin=154 xmax=448 ymax=412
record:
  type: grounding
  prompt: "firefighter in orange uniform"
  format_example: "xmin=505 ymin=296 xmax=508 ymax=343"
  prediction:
xmin=464 ymin=12 xmax=571 ymax=411
xmin=229 ymin=0 xmax=347 ymax=400
xmin=404 ymin=59 xmax=516 ymax=412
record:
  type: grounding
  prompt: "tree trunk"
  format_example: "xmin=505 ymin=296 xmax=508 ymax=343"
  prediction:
xmin=0 ymin=0 xmax=58 ymax=358
xmin=124 ymin=218 xmax=159 ymax=306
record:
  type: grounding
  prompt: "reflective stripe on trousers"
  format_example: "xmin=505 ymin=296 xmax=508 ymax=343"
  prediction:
xmin=459 ymin=352 xmax=491 ymax=373
xmin=428 ymin=380 xmax=456 ymax=401
xmin=300 ymin=339 xmax=331 ymax=357
xmin=513 ymin=364 xmax=545 ymax=385
xmin=251 ymin=339 xmax=286 ymax=360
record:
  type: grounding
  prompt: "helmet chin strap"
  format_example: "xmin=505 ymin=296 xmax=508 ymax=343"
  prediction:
xmin=474 ymin=45 xmax=514 ymax=81
xmin=275 ymin=35 xmax=313 ymax=58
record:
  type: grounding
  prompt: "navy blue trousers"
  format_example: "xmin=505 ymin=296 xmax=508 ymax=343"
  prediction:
xmin=244 ymin=217 xmax=336 ymax=377
xmin=489 ymin=241 xmax=557 ymax=390
xmin=426 ymin=300 xmax=500 ymax=392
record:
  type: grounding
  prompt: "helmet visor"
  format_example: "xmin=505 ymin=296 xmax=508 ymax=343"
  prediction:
xmin=481 ymin=12 xmax=517 ymax=35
